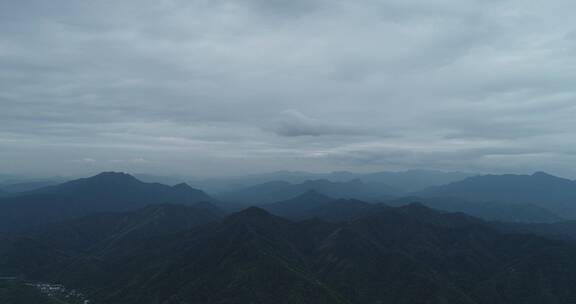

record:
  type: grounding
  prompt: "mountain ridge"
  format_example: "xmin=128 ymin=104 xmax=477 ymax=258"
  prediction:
xmin=0 ymin=172 xmax=214 ymax=232
xmin=417 ymin=171 xmax=576 ymax=218
xmin=4 ymin=203 xmax=576 ymax=304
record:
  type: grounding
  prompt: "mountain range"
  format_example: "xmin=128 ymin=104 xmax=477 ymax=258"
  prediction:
xmin=0 ymin=180 xmax=65 ymax=194
xmin=3 ymin=170 xmax=576 ymax=303
xmin=387 ymin=196 xmax=563 ymax=223
xmin=217 ymin=179 xmax=400 ymax=206
xmin=261 ymin=190 xmax=376 ymax=221
xmin=0 ymin=172 xmax=213 ymax=232
xmin=418 ymin=172 xmax=576 ymax=218
xmin=189 ymin=169 xmax=474 ymax=194
xmin=3 ymin=203 xmax=576 ymax=303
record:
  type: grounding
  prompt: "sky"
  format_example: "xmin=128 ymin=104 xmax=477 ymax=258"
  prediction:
xmin=1 ymin=0 xmax=576 ymax=178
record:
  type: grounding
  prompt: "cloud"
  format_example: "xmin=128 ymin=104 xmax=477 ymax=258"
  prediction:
xmin=109 ymin=158 xmax=149 ymax=164
xmin=72 ymin=158 xmax=97 ymax=164
xmin=270 ymin=110 xmax=357 ymax=137
xmin=1 ymin=0 xmax=576 ymax=177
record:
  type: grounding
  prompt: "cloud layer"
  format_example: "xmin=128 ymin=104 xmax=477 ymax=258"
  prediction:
xmin=1 ymin=0 xmax=576 ymax=177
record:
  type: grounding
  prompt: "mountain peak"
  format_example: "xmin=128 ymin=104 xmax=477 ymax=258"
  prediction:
xmin=94 ymin=171 xmax=131 ymax=177
xmin=51 ymin=172 xmax=141 ymax=192
xmin=532 ymin=171 xmax=555 ymax=178
xmin=238 ymin=206 xmax=271 ymax=217
xmin=89 ymin=171 xmax=139 ymax=183
xmin=223 ymin=206 xmax=294 ymax=237
xmin=226 ymin=207 xmax=279 ymax=225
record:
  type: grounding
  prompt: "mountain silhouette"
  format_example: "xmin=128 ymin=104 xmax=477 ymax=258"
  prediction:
xmin=262 ymin=190 xmax=378 ymax=222
xmin=262 ymin=190 xmax=334 ymax=218
xmin=417 ymin=172 xmax=576 ymax=218
xmin=4 ymin=203 xmax=576 ymax=304
xmin=388 ymin=196 xmax=562 ymax=222
xmin=218 ymin=179 xmax=399 ymax=206
xmin=0 ymin=172 xmax=213 ymax=232
xmin=194 ymin=170 xmax=473 ymax=194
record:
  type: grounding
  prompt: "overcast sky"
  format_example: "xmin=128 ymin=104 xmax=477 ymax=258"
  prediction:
xmin=1 ymin=0 xmax=576 ymax=178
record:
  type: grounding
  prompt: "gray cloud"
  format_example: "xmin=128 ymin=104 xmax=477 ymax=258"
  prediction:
xmin=1 ymin=0 xmax=576 ymax=177
xmin=270 ymin=110 xmax=360 ymax=137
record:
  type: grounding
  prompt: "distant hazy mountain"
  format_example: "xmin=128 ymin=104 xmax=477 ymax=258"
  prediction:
xmin=1 ymin=180 xmax=64 ymax=193
xmin=293 ymin=198 xmax=377 ymax=222
xmin=359 ymin=169 xmax=474 ymax=192
xmin=4 ymin=204 xmax=576 ymax=303
xmin=191 ymin=169 xmax=475 ymax=194
xmin=387 ymin=196 xmax=563 ymax=223
xmin=0 ymin=172 xmax=213 ymax=232
xmin=262 ymin=190 xmax=334 ymax=218
xmin=132 ymin=173 xmax=188 ymax=186
xmin=262 ymin=190 xmax=377 ymax=222
xmin=418 ymin=172 xmax=576 ymax=218
xmin=190 ymin=171 xmax=357 ymax=193
xmin=217 ymin=179 xmax=400 ymax=206
xmin=0 ymin=176 xmax=69 ymax=193
xmin=263 ymin=190 xmax=555 ymax=224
